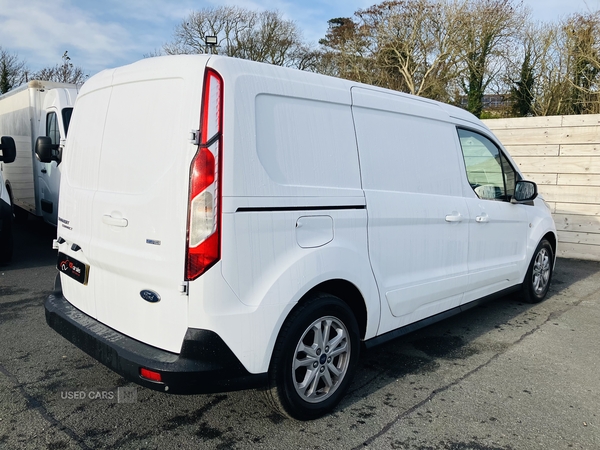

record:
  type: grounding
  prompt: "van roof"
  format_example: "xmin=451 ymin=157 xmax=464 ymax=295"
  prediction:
xmin=83 ymin=54 xmax=484 ymax=129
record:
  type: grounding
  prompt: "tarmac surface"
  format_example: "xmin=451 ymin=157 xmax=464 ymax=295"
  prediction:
xmin=0 ymin=216 xmax=598 ymax=449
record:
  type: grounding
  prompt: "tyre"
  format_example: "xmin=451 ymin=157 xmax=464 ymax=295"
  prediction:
xmin=521 ymin=239 xmax=554 ymax=304
xmin=6 ymin=187 xmax=28 ymax=224
xmin=0 ymin=209 xmax=13 ymax=264
xmin=265 ymin=293 xmax=360 ymax=420
xmin=13 ymin=205 xmax=29 ymax=223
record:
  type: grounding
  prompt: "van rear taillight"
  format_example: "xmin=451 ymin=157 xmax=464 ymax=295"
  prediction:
xmin=140 ymin=367 xmax=163 ymax=383
xmin=186 ymin=69 xmax=223 ymax=280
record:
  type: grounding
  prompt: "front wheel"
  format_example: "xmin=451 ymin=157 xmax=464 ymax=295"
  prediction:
xmin=265 ymin=294 xmax=360 ymax=420
xmin=522 ymin=239 xmax=554 ymax=304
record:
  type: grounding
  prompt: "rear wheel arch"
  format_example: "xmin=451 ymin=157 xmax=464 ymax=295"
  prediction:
xmin=301 ymin=279 xmax=367 ymax=340
xmin=543 ymin=231 xmax=557 ymax=259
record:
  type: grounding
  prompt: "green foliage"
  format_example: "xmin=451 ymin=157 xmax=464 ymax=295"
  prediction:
xmin=0 ymin=62 xmax=10 ymax=94
xmin=511 ymin=51 xmax=534 ymax=116
xmin=0 ymin=47 xmax=27 ymax=94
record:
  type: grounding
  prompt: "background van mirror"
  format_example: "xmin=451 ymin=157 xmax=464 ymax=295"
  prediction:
xmin=35 ymin=136 xmax=60 ymax=163
xmin=0 ymin=136 xmax=16 ymax=163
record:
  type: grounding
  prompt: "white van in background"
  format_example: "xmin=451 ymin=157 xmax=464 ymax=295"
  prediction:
xmin=0 ymin=136 xmax=16 ymax=263
xmin=44 ymin=55 xmax=556 ymax=420
xmin=0 ymin=80 xmax=78 ymax=226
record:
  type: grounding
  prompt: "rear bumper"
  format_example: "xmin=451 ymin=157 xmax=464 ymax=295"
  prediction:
xmin=44 ymin=289 xmax=267 ymax=394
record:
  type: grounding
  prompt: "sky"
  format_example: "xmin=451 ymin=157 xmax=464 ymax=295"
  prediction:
xmin=0 ymin=0 xmax=599 ymax=77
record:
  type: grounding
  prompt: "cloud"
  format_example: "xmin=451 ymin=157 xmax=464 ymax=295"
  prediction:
xmin=0 ymin=0 xmax=181 ymax=74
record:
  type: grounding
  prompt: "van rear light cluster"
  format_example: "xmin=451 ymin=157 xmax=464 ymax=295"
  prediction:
xmin=186 ymin=69 xmax=223 ymax=280
xmin=140 ymin=367 xmax=163 ymax=383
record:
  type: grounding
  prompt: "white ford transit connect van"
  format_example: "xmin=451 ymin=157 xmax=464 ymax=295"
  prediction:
xmin=45 ymin=55 xmax=556 ymax=420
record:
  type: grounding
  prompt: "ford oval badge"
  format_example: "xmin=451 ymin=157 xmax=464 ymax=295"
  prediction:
xmin=140 ymin=290 xmax=161 ymax=303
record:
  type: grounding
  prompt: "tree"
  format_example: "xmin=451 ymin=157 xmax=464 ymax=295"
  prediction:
xmin=318 ymin=17 xmax=375 ymax=83
xmin=318 ymin=0 xmax=528 ymax=109
xmin=318 ymin=1 xmax=464 ymax=101
xmin=565 ymin=12 xmax=600 ymax=114
xmin=0 ymin=47 xmax=28 ymax=94
xmin=358 ymin=0 xmax=463 ymax=100
xmin=519 ymin=13 xmax=600 ymax=116
xmin=512 ymin=22 xmax=566 ymax=116
xmin=163 ymin=6 xmax=313 ymax=69
xmin=510 ymin=46 xmax=535 ymax=116
xmin=31 ymin=51 xmax=87 ymax=84
xmin=457 ymin=0 xmax=528 ymax=118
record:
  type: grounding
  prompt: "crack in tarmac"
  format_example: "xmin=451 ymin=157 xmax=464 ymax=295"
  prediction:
xmin=0 ymin=362 xmax=92 ymax=450
xmin=351 ymin=287 xmax=600 ymax=450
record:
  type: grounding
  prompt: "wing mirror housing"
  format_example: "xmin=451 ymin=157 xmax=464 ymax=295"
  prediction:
xmin=511 ymin=180 xmax=538 ymax=205
xmin=0 ymin=136 xmax=16 ymax=163
xmin=35 ymin=136 xmax=61 ymax=164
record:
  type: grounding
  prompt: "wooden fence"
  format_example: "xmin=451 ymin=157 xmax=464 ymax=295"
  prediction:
xmin=483 ymin=114 xmax=600 ymax=261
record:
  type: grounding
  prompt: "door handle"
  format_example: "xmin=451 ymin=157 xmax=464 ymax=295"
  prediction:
xmin=41 ymin=168 xmax=47 ymax=173
xmin=475 ymin=214 xmax=489 ymax=223
xmin=445 ymin=212 xmax=462 ymax=223
xmin=102 ymin=214 xmax=128 ymax=227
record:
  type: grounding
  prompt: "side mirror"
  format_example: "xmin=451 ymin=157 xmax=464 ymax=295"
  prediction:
xmin=35 ymin=136 xmax=60 ymax=164
xmin=0 ymin=136 xmax=16 ymax=163
xmin=511 ymin=180 xmax=538 ymax=205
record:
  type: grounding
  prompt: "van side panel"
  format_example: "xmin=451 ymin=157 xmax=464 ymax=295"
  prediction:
xmin=254 ymin=94 xmax=360 ymax=190
xmin=0 ymin=87 xmax=39 ymax=212
xmin=0 ymin=82 xmax=78 ymax=221
xmin=351 ymin=87 xmax=470 ymax=335
xmin=210 ymin=58 xmax=364 ymax=203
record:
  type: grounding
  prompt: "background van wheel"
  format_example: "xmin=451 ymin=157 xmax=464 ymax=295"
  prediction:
xmin=265 ymin=294 xmax=360 ymax=420
xmin=522 ymin=239 xmax=554 ymax=304
xmin=13 ymin=205 xmax=29 ymax=223
xmin=0 ymin=208 xmax=14 ymax=264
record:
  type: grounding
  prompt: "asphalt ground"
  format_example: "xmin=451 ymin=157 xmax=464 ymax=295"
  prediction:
xmin=0 ymin=216 xmax=598 ymax=450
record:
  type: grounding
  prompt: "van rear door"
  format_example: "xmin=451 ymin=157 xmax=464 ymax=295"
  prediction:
xmin=58 ymin=57 xmax=208 ymax=353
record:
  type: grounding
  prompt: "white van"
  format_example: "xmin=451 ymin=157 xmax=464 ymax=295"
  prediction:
xmin=0 ymin=80 xmax=78 ymax=225
xmin=44 ymin=55 xmax=556 ymax=420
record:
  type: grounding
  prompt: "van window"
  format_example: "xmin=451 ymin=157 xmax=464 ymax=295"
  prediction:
xmin=62 ymin=107 xmax=73 ymax=136
xmin=457 ymin=128 xmax=518 ymax=201
xmin=46 ymin=112 xmax=60 ymax=145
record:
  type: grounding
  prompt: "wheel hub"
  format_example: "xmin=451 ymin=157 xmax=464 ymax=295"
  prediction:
xmin=292 ymin=315 xmax=351 ymax=404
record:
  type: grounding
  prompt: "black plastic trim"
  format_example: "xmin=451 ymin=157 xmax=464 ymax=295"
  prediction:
xmin=236 ymin=205 xmax=366 ymax=213
xmin=44 ymin=291 xmax=267 ymax=394
xmin=41 ymin=199 xmax=53 ymax=214
xmin=363 ymin=285 xmax=521 ymax=349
